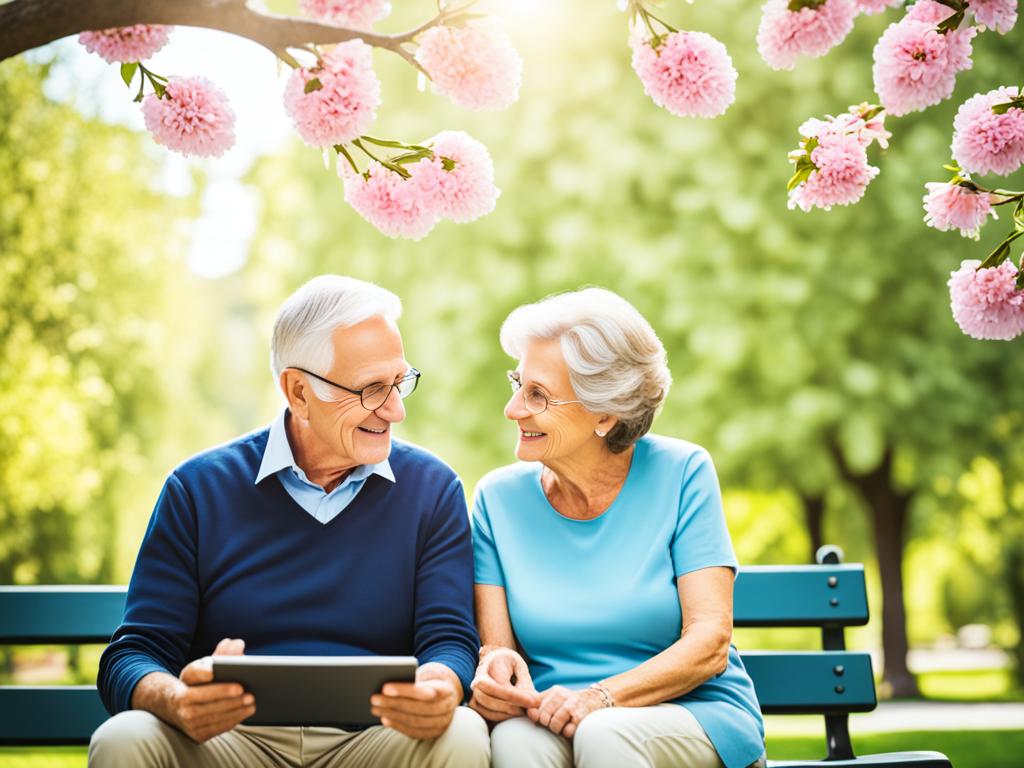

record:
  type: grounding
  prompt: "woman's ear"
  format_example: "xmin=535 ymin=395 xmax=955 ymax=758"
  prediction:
xmin=595 ymin=414 xmax=618 ymax=438
xmin=281 ymin=369 xmax=311 ymax=420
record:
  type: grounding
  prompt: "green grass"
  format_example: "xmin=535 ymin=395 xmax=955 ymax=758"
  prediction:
xmin=916 ymin=668 xmax=1023 ymax=702
xmin=2 ymin=731 xmax=1023 ymax=768
xmin=766 ymin=730 xmax=1024 ymax=767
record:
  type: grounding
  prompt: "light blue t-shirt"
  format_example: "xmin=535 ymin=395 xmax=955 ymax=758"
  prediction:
xmin=472 ymin=434 xmax=765 ymax=768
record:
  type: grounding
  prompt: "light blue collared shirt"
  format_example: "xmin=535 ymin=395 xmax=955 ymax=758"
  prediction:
xmin=254 ymin=410 xmax=395 ymax=524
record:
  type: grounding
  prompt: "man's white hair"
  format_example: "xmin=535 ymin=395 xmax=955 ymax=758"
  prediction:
xmin=271 ymin=275 xmax=402 ymax=400
xmin=499 ymin=287 xmax=672 ymax=453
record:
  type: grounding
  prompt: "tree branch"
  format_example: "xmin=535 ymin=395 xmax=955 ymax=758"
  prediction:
xmin=0 ymin=0 xmax=456 ymax=66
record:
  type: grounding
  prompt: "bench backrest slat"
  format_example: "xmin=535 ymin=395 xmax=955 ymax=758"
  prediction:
xmin=741 ymin=651 xmax=876 ymax=714
xmin=734 ymin=565 xmax=868 ymax=627
xmin=0 ymin=586 xmax=126 ymax=644
xmin=0 ymin=687 xmax=109 ymax=745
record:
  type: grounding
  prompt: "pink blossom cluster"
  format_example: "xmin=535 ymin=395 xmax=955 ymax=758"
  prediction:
xmin=141 ymin=76 xmax=236 ymax=158
xmin=922 ymin=182 xmax=998 ymax=239
xmin=283 ymin=40 xmax=382 ymax=147
xmin=298 ymin=0 xmax=391 ymax=29
xmin=854 ymin=0 xmax=901 ymax=15
xmin=948 ymin=259 xmax=1024 ymax=340
xmin=414 ymin=23 xmax=522 ymax=111
xmin=872 ymin=0 xmax=976 ymax=117
xmin=788 ymin=107 xmax=887 ymax=212
xmin=951 ymin=87 xmax=1024 ymax=176
xmin=79 ymin=25 xmax=172 ymax=63
xmin=969 ymin=0 xmax=1018 ymax=34
xmin=629 ymin=28 xmax=737 ymax=119
xmin=757 ymin=0 xmax=857 ymax=71
xmin=341 ymin=131 xmax=498 ymax=240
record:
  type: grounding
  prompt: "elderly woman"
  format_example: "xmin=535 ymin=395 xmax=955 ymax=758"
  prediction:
xmin=469 ymin=288 xmax=765 ymax=768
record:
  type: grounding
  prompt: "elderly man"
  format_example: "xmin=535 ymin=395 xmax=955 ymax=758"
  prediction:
xmin=89 ymin=276 xmax=488 ymax=767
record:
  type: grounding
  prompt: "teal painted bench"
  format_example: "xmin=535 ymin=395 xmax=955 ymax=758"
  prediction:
xmin=0 ymin=547 xmax=952 ymax=766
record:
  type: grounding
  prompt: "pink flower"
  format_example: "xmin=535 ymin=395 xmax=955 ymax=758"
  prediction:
xmin=951 ymin=87 xmax=1024 ymax=176
xmin=414 ymin=24 xmax=522 ymax=111
xmin=341 ymin=162 xmax=439 ymax=240
xmin=141 ymin=77 xmax=235 ymax=158
xmin=79 ymin=25 xmax=172 ymax=63
xmin=922 ymin=182 xmax=997 ymax=238
xmin=948 ymin=259 xmax=1024 ymax=340
xmin=872 ymin=5 xmax=976 ymax=117
xmin=788 ymin=124 xmax=880 ymax=211
xmin=757 ymin=0 xmax=857 ymax=71
xmin=854 ymin=0 xmax=900 ymax=14
xmin=629 ymin=29 xmax=737 ymax=118
xmin=283 ymin=40 xmax=381 ymax=147
xmin=298 ymin=0 xmax=391 ymax=29
xmin=970 ymin=0 xmax=1018 ymax=33
xmin=411 ymin=131 xmax=499 ymax=223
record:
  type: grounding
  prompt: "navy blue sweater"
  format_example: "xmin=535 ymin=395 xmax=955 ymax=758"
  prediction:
xmin=98 ymin=429 xmax=479 ymax=715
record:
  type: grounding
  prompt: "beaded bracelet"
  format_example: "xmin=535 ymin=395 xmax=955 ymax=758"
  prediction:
xmin=589 ymin=681 xmax=616 ymax=708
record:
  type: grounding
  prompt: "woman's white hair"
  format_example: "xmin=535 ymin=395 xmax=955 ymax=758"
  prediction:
xmin=271 ymin=275 xmax=402 ymax=400
xmin=499 ymin=288 xmax=672 ymax=453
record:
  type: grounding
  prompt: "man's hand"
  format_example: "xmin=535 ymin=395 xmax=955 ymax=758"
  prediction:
xmin=527 ymin=685 xmax=607 ymax=738
xmin=370 ymin=662 xmax=461 ymax=740
xmin=469 ymin=648 xmax=541 ymax=723
xmin=168 ymin=637 xmax=255 ymax=743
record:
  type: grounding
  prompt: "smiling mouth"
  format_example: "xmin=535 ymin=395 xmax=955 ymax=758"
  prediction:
xmin=359 ymin=426 xmax=388 ymax=435
xmin=520 ymin=429 xmax=546 ymax=439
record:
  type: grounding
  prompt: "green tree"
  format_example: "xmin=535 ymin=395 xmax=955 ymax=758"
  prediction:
xmin=0 ymin=59 xmax=204 ymax=585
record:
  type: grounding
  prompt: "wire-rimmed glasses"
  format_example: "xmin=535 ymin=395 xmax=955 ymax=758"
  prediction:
xmin=292 ymin=367 xmax=420 ymax=411
xmin=506 ymin=370 xmax=582 ymax=415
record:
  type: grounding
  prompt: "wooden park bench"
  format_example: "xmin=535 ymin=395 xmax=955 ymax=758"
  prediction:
xmin=0 ymin=546 xmax=952 ymax=766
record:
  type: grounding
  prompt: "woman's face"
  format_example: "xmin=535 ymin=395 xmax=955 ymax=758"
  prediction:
xmin=504 ymin=337 xmax=606 ymax=463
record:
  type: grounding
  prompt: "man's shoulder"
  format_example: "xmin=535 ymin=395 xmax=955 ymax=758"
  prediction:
xmin=172 ymin=427 xmax=270 ymax=484
xmin=388 ymin=438 xmax=459 ymax=488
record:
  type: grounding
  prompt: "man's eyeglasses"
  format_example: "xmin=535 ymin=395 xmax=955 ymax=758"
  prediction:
xmin=507 ymin=371 xmax=582 ymax=415
xmin=291 ymin=367 xmax=420 ymax=411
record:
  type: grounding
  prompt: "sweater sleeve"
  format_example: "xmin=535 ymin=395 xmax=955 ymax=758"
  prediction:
xmin=97 ymin=472 xmax=200 ymax=715
xmin=412 ymin=476 xmax=479 ymax=700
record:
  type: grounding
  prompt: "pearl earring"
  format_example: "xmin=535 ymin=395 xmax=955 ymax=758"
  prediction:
xmin=596 ymin=430 xmax=606 ymax=437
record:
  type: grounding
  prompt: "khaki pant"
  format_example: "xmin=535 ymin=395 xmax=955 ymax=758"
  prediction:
xmin=88 ymin=707 xmax=489 ymax=768
xmin=490 ymin=704 xmax=728 ymax=768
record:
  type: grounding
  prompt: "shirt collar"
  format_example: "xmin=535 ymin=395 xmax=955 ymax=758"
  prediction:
xmin=255 ymin=409 xmax=395 ymax=486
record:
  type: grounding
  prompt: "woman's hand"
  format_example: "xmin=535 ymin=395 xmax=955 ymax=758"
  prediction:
xmin=528 ymin=685 xmax=608 ymax=738
xmin=469 ymin=647 xmax=541 ymax=722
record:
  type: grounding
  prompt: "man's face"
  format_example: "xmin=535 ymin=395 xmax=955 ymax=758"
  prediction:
xmin=302 ymin=315 xmax=409 ymax=467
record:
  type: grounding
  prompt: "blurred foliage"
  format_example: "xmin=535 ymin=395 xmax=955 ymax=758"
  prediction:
xmin=1 ymin=0 xmax=1024 ymax=689
xmin=0 ymin=59 xmax=227 ymax=584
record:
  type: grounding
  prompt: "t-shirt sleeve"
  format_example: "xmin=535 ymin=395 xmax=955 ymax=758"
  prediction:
xmin=471 ymin=483 xmax=506 ymax=587
xmin=670 ymin=449 xmax=739 ymax=579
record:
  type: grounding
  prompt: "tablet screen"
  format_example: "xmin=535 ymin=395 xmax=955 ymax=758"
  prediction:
xmin=212 ymin=655 xmax=418 ymax=728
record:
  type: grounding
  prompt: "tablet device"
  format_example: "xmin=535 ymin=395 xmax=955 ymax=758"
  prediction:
xmin=212 ymin=655 xmax=417 ymax=728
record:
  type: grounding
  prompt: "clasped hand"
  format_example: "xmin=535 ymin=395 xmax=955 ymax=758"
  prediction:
xmin=469 ymin=649 xmax=605 ymax=738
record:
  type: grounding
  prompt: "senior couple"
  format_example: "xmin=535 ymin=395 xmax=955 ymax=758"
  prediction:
xmin=89 ymin=275 xmax=765 ymax=768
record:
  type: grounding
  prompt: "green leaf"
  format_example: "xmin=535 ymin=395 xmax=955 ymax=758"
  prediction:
xmin=441 ymin=157 xmax=456 ymax=172
xmin=152 ymin=80 xmax=166 ymax=99
xmin=361 ymin=136 xmax=430 ymax=152
xmin=980 ymin=239 xmax=1012 ymax=269
xmin=304 ymin=78 xmax=323 ymax=94
xmin=120 ymin=62 xmax=138 ymax=89
xmin=786 ymin=161 xmax=815 ymax=192
xmin=787 ymin=0 xmax=829 ymax=9
xmin=936 ymin=10 xmax=965 ymax=33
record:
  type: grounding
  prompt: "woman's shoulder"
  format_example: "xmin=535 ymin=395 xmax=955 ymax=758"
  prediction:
xmin=475 ymin=461 xmax=540 ymax=498
xmin=639 ymin=433 xmax=714 ymax=471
